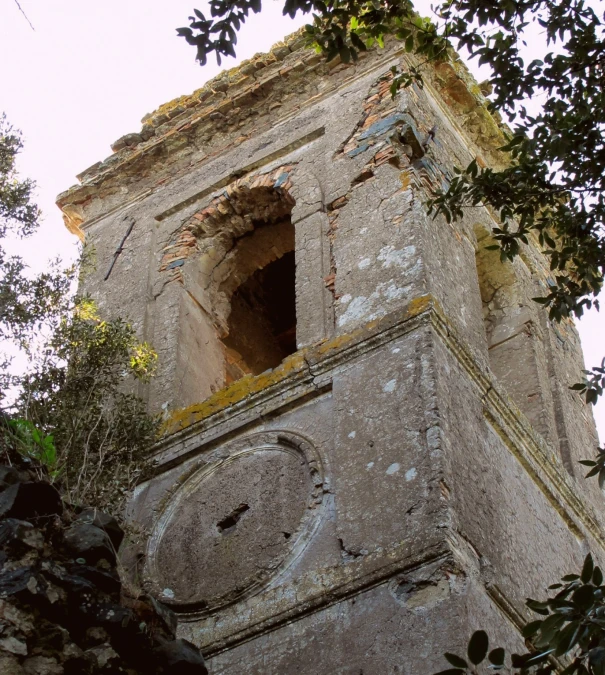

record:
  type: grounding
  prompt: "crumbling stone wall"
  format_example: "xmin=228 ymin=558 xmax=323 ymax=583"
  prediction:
xmin=57 ymin=31 xmax=603 ymax=675
xmin=474 ymin=225 xmax=560 ymax=447
xmin=0 ymin=458 xmax=208 ymax=674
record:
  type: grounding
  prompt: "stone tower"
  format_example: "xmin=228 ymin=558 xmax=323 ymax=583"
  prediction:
xmin=57 ymin=33 xmax=604 ymax=674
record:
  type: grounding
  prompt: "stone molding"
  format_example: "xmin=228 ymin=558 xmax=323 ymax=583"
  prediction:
xmin=180 ymin=543 xmax=453 ymax=654
xmin=155 ymin=294 xmax=605 ymax=554
xmin=145 ymin=430 xmax=326 ymax=618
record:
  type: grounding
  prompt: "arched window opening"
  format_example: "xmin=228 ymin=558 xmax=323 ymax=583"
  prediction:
xmin=222 ymin=250 xmax=297 ymax=382
xmin=172 ymin=175 xmax=299 ymax=408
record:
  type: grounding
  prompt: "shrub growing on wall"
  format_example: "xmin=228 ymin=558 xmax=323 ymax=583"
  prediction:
xmin=0 ymin=113 xmax=160 ymax=511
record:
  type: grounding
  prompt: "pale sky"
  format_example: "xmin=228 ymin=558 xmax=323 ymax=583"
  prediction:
xmin=0 ymin=0 xmax=602 ymax=442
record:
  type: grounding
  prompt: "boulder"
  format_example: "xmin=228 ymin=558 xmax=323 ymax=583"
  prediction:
xmin=0 ymin=466 xmax=21 ymax=490
xmin=154 ymin=638 xmax=209 ymax=675
xmin=0 ymin=519 xmax=44 ymax=553
xmin=0 ymin=482 xmax=62 ymax=520
xmin=0 ymin=567 xmax=48 ymax=602
xmin=75 ymin=509 xmax=124 ymax=550
xmin=42 ymin=561 xmax=119 ymax=597
xmin=63 ymin=524 xmax=115 ymax=564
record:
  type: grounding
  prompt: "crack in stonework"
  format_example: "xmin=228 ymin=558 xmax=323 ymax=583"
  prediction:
xmin=217 ymin=503 xmax=250 ymax=534
xmin=338 ymin=537 xmax=366 ymax=562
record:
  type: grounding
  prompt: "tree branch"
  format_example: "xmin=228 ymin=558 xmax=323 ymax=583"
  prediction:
xmin=13 ymin=0 xmax=35 ymax=31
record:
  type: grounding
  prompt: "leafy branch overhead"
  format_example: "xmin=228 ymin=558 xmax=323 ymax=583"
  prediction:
xmin=435 ymin=555 xmax=605 ymax=675
xmin=0 ymin=114 xmax=73 ymax=355
xmin=178 ymin=0 xmax=605 ymax=404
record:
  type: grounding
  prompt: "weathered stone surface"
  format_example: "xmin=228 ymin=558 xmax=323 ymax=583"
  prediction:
xmin=22 ymin=655 xmax=62 ymax=675
xmin=110 ymin=132 xmax=144 ymax=152
xmin=0 ymin=460 xmax=208 ymax=674
xmin=0 ymin=653 xmax=25 ymax=675
xmin=147 ymin=432 xmax=321 ymax=611
xmin=57 ymin=31 xmax=602 ymax=675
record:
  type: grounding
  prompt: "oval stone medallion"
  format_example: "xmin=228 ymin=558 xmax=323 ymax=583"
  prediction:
xmin=146 ymin=432 xmax=321 ymax=612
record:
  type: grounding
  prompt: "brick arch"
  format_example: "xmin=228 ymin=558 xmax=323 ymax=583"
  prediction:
xmin=159 ymin=167 xmax=295 ymax=278
xmin=184 ymin=168 xmax=297 ymax=336
xmin=158 ymin=167 xmax=300 ymax=404
xmin=188 ymin=173 xmax=295 ymax=241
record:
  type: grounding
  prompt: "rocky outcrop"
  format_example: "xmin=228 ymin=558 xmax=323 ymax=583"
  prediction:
xmin=0 ymin=460 xmax=208 ymax=674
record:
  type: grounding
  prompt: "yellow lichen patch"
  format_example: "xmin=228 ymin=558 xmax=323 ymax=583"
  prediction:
xmin=399 ymin=170 xmax=411 ymax=191
xmin=406 ymin=294 xmax=433 ymax=316
xmin=162 ymin=294 xmax=438 ymax=438
xmin=149 ymin=95 xmax=195 ymax=122
xmin=162 ymin=350 xmax=309 ymax=435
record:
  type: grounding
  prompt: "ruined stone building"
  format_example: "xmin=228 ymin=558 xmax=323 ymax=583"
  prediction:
xmin=57 ymin=31 xmax=604 ymax=673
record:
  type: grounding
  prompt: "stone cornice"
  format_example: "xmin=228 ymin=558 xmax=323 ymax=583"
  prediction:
xmin=56 ymin=33 xmax=510 ymax=234
xmin=181 ymin=543 xmax=452 ymax=653
xmin=153 ymin=294 xmax=605 ymax=555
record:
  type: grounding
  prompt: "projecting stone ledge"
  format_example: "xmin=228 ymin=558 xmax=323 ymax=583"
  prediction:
xmin=158 ymin=294 xmax=436 ymax=438
xmin=55 ymin=30 xmax=510 ymax=239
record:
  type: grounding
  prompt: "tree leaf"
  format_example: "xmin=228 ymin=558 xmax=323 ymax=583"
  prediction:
xmin=444 ymin=653 xmax=468 ymax=668
xmin=554 ymin=621 xmax=581 ymax=656
xmin=488 ymin=647 xmax=505 ymax=666
xmin=467 ymin=630 xmax=489 ymax=665
xmin=581 ymin=554 xmax=594 ymax=584
xmin=572 ymin=584 xmax=594 ymax=610
xmin=522 ymin=620 xmax=543 ymax=638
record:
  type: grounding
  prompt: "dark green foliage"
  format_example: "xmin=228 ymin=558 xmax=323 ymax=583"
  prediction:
xmin=572 ymin=359 xmax=605 ymax=407
xmin=0 ymin=113 xmax=38 ymax=239
xmin=580 ymin=442 xmax=605 ymax=490
xmin=177 ymin=0 xmax=447 ymax=67
xmin=0 ymin=114 xmax=72 ymax=359
xmin=3 ymin=418 xmax=59 ymax=478
xmin=4 ymin=297 xmax=160 ymax=509
xmin=434 ymin=555 xmax=605 ymax=674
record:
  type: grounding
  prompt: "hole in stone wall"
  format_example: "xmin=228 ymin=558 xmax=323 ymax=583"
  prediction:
xmin=177 ymin=181 xmax=297 ymax=408
xmin=217 ymin=503 xmax=250 ymax=534
xmin=351 ymin=168 xmax=374 ymax=186
xmin=222 ymin=249 xmax=297 ymax=382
